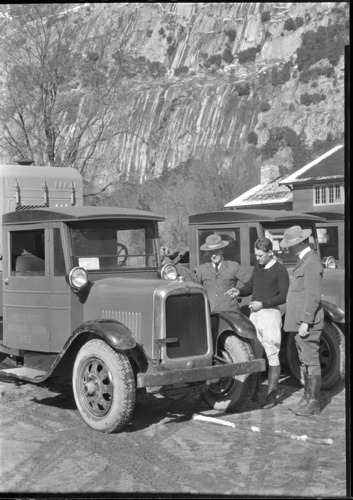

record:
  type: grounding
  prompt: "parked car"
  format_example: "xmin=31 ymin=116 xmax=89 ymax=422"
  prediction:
xmin=183 ymin=209 xmax=345 ymax=390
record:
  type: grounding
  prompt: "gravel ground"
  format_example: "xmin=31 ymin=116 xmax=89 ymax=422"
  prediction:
xmin=0 ymin=358 xmax=348 ymax=498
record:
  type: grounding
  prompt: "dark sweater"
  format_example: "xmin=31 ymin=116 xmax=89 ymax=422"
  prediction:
xmin=240 ymin=260 xmax=289 ymax=308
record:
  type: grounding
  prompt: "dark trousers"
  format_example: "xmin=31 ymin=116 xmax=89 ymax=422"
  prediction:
xmin=295 ymin=329 xmax=322 ymax=377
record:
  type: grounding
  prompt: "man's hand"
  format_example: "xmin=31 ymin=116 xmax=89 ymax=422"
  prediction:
xmin=298 ymin=322 xmax=309 ymax=337
xmin=224 ymin=288 xmax=240 ymax=299
xmin=249 ymin=301 xmax=262 ymax=312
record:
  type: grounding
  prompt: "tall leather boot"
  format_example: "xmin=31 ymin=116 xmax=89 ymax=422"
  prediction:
xmin=288 ymin=371 xmax=309 ymax=412
xmin=296 ymin=374 xmax=321 ymax=416
xmin=263 ymin=365 xmax=281 ymax=409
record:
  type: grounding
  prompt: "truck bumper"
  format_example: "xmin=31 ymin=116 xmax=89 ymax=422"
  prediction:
xmin=137 ymin=358 xmax=266 ymax=388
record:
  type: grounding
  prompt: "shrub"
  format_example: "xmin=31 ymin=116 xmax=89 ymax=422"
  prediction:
xmin=166 ymin=35 xmax=173 ymax=44
xmin=224 ymin=28 xmax=237 ymax=42
xmin=238 ymin=47 xmax=258 ymax=64
xmin=222 ymin=47 xmax=234 ymax=64
xmin=236 ymin=82 xmax=250 ymax=96
xmin=295 ymin=16 xmax=304 ymax=28
xmin=288 ymin=103 xmax=295 ymax=112
xmin=284 ymin=17 xmax=296 ymax=31
xmin=300 ymin=92 xmax=326 ymax=106
xmin=271 ymin=61 xmax=292 ymax=86
xmin=247 ymin=131 xmax=258 ymax=145
xmin=158 ymin=27 xmax=165 ymax=36
xmin=296 ymin=23 xmax=346 ymax=72
xmin=311 ymin=81 xmax=318 ymax=88
xmin=167 ymin=44 xmax=176 ymax=56
xmin=260 ymin=126 xmax=309 ymax=166
xmin=146 ymin=29 xmax=153 ymax=38
xmin=265 ymin=29 xmax=271 ymax=39
xmin=148 ymin=61 xmax=167 ymax=77
xmin=174 ymin=66 xmax=189 ymax=76
xmin=260 ymin=101 xmax=271 ymax=112
xmin=205 ymin=54 xmax=222 ymax=68
xmin=261 ymin=11 xmax=271 ymax=23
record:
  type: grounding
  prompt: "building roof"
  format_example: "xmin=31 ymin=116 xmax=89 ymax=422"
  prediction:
xmin=224 ymin=144 xmax=344 ymax=208
xmin=189 ymin=209 xmax=326 ymax=224
xmin=279 ymin=144 xmax=344 ymax=185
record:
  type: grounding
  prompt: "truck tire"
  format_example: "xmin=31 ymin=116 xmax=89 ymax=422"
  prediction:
xmin=285 ymin=320 xmax=345 ymax=390
xmin=72 ymin=339 xmax=136 ymax=433
xmin=202 ymin=334 xmax=257 ymax=413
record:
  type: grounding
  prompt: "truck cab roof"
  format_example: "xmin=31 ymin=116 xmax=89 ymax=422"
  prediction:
xmin=2 ymin=206 xmax=165 ymax=225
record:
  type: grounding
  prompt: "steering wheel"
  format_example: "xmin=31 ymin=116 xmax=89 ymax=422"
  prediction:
xmin=117 ymin=243 xmax=128 ymax=267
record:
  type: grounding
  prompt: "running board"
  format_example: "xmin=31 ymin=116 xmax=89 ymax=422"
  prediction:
xmin=0 ymin=366 xmax=47 ymax=383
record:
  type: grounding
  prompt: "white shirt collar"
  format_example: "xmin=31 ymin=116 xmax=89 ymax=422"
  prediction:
xmin=299 ymin=247 xmax=311 ymax=260
xmin=264 ymin=258 xmax=277 ymax=269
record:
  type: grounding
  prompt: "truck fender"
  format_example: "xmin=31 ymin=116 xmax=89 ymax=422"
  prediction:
xmin=71 ymin=319 xmax=137 ymax=350
xmin=321 ymin=299 xmax=345 ymax=325
xmin=210 ymin=312 xmax=263 ymax=360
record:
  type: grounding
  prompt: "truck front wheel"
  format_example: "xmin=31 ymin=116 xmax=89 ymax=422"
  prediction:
xmin=202 ymin=334 xmax=257 ymax=413
xmin=73 ymin=339 xmax=136 ymax=433
xmin=285 ymin=320 xmax=345 ymax=390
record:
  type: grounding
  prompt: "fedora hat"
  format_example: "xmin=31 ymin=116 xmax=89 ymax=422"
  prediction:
xmin=280 ymin=225 xmax=312 ymax=248
xmin=200 ymin=234 xmax=229 ymax=251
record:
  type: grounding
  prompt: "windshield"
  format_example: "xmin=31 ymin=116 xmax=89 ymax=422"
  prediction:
xmin=262 ymin=222 xmax=319 ymax=266
xmin=69 ymin=220 xmax=159 ymax=271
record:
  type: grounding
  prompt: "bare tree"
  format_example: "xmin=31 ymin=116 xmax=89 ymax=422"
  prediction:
xmin=0 ymin=4 xmax=136 ymax=174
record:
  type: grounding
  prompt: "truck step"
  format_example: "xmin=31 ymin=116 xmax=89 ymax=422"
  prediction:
xmin=0 ymin=366 xmax=47 ymax=382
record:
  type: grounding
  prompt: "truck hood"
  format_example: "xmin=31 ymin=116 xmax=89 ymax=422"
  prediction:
xmin=83 ymin=277 xmax=174 ymax=348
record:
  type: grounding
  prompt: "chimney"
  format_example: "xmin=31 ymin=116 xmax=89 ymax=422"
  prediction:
xmin=260 ymin=165 xmax=280 ymax=184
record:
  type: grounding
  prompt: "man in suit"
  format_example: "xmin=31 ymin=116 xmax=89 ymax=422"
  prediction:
xmin=280 ymin=225 xmax=324 ymax=416
xmin=196 ymin=234 xmax=251 ymax=313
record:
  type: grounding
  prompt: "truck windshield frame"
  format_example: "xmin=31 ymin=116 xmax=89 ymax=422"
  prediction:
xmin=68 ymin=219 xmax=159 ymax=271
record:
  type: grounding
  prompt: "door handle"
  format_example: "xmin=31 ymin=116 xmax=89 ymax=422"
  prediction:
xmin=2 ymin=278 xmax=9 ymax=284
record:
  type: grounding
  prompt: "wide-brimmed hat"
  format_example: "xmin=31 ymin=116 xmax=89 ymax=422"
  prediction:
xmin=200 ymin=234 xmax=229 ymax=251
xmin=280 ymin=225 xmax=312 ymax=248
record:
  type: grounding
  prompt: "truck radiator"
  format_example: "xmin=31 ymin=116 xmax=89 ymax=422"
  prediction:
xmin=165 ymin=294 xmax=208 ymax=358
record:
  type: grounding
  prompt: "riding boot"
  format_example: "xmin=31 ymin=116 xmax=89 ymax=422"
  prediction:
xmin=288 ymin=371 xmax=309 ymax=412
xmin=296 ymin=374 xmax=321 ymax=416
xmin=263 ymin=365 xmax=281 ymax=409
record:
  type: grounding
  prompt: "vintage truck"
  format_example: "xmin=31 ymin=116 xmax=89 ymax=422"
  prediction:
xmin=0 ymin=162 xmax=265 ymax=433
xmin=185 ymin=209 xmax=346 ymax=390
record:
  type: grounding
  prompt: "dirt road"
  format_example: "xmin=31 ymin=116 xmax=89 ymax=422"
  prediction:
xmin=0 ymin=358 xmax=348 ymax=497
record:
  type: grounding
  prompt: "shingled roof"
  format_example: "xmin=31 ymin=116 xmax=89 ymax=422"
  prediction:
xmin=279 ymin=144 xmax=344 ymax=185
xmin=225 ymin=144 xmax=344 ymax=208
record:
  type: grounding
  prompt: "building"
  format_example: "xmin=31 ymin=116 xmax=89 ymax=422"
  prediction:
xmin=225 ymin=144 xmax=345 ymax=262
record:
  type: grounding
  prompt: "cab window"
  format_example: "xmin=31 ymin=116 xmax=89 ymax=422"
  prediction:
xmin=198 ymin=229 xmax=241 ymax=264
xmin=10 ymin=229 xmax=45 ymax=276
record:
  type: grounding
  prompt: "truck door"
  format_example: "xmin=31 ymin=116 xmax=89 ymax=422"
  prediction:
xmin=3 ymin=225 xmax=50 ymax=351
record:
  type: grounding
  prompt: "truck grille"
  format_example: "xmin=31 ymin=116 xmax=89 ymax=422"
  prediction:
xmin=165 ymin=294 xmax=208 ymax=358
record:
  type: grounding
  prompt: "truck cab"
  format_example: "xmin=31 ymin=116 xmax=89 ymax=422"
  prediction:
xmin=0 ymin=164 xmax=265 ymax=433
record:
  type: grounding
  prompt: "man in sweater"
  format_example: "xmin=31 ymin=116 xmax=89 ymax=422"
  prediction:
xmin=196 ymin=234 xmax=251 ymax=313
xmin=235 ymin=237 xmax=289 ymax=409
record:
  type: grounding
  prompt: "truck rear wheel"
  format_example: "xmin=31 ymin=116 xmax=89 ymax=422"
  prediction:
xmin=285 ymin=320 xmax=345 ymax=390
xmin=202 ymin=334 xmax=257 ymax=413
xmin=73 ymin=339 xmax=136 ymax=433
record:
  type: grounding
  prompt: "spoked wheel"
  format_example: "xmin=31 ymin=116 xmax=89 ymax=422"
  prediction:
xmin=73 ymin=339 xmax=135 ymax=433
xmin=285 ymin=320 xmax=345 ymax=390
xmin=202 ymin=334 xmax=257 ymax=413
xmin=117 ymin=243 xmax=128 ymax=267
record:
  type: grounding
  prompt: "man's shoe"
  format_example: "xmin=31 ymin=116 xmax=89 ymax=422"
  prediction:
xmin=262 ymin=365 xmax=281 ymax=409
xmin=288 ymin=371 xmax=309 ymax=412
xmin=295 ymin=374 xmax=321 ymax=417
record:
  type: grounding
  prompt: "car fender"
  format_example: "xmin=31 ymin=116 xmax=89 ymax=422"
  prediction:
xmin=71 ymin=319 xmax=137 ymax=350
xmin=211 ymin=312 xmax=263 ymax=359
xmin=321 ymin=299 xmax=345 ymax=325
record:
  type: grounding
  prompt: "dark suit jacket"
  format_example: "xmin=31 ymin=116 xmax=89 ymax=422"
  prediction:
xmin=196 ymin=260 xmax=251 ymax=313
xmin=284 ymin=249 xmax=324 ymax=332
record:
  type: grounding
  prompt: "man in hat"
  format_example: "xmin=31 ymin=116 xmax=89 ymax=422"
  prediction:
xmin=237 ymin=237 xmax=289 ymax=409
xmin=196 ymin=234 xmax=251 ymax=313
xmin=280 ymin=225 xmax=324 ymax=416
